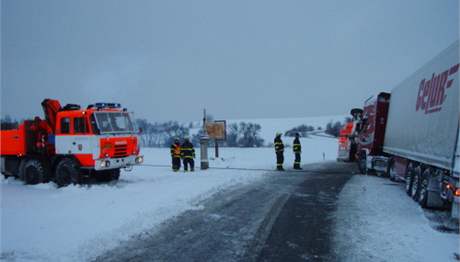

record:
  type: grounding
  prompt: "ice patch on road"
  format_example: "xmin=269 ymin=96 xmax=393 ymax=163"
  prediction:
xmin=334 ymin=175 xmax=459 ymax=262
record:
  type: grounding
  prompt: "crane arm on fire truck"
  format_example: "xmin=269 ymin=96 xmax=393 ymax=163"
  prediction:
xmin=41 ymin=99 xmax=62 ymax=133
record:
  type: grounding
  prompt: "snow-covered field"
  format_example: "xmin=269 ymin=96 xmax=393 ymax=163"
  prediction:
xmin=0 ymin=135 xmax=338 ymax=261
xmin=334 ymin=175 xmax=460 ymax=262
xmin=188 ymin=115 xmax=347 ymax=146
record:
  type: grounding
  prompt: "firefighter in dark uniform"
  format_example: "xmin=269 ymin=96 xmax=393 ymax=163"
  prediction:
xmin=274 ymin=132 xmax=285 ymax=171
xmin=293 ymin=133 xmax=302 ymax=170
xmin=170 ymin=138 xmax=181 ymax=172
xmin=181 ymin=137 xmax=195 ymax=172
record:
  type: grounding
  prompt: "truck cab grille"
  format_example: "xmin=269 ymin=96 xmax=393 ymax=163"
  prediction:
xmin=113 ymin=144 xmax=128 ymax=158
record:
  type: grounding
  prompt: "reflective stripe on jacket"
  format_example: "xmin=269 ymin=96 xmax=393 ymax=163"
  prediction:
xmin=180 ymin=142 xmax=195 ymax=158
xmin=293 ymin=137 xmax=301 ymax=153
xmin=274 ymin=137 xmax=284 ymax=153
xmin=170 ymin=143 xmax=181 ymax=157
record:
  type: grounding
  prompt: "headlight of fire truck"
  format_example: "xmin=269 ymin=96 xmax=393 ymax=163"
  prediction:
xmin=100 ymin=160 xmax=111 ymax=168
xmin=135 ymin=156 xmax=144 ymax=164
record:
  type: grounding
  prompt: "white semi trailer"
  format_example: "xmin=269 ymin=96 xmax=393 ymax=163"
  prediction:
xmin=355 ymin=41 xmax=460 ymax=218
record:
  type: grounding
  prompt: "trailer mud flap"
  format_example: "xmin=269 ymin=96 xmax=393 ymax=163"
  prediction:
xmin=427 ymin=177 xmax=444 ymax=208
xmin=426 ymin=190 xmax=444 ymax=208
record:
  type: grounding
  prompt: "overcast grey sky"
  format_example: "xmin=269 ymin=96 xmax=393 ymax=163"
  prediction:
xmin=1 ymin=0 xmax=458 ymax=122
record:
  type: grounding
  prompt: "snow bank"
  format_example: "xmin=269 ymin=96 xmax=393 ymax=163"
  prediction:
xmin=0 ymin=134 xmax=338 ymax=262
xmin=334 ymin=175 xmax=460 ymax=262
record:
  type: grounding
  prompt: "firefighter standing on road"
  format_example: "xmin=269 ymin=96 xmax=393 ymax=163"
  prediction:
xmin=170 ymin=138 xmax=181 ymax=172
xmin=181 ymin=137 xmax=195 ymax=172
xmin=293 ymin=133 xmax=302 ymax=170
xmin=274 ymin=132 xmax=285 ymax=171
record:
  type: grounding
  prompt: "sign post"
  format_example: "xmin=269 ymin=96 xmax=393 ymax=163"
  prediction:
xmin=205 ymin=120 xmax=227 ymax=159
xmin=200 ymin=109 xmax=209 ymax=170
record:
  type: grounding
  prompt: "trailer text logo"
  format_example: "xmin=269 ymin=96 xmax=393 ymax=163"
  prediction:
xmin=416 ymin=63 xmax=459 ymax=114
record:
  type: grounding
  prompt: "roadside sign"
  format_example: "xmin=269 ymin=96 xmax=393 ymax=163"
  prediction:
xmin=205 ymin=120 xmax=227 ymax=141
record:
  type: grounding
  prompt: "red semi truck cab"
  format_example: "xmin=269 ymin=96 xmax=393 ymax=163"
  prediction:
xmin=355 ymin=92 xmax=391 ymax=174
xmin=0 ymin=99 xmax=143 ymax=186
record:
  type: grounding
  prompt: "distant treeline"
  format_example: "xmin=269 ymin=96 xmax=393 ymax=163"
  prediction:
xmin=0 ymin=115 xmax=19 ymax=130
xmin=135 ymin=120 xmax=264 ymax=148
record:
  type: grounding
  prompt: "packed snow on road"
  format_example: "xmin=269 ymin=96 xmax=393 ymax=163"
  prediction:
xmin=334 ymin=175 xmax=460 ymax=262
xmin=0 ymin=132 xmax=337 ymax=262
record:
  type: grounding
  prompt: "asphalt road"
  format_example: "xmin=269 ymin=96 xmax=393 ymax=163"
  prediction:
xmin=95 ymin=161 xmax=355 ymax=262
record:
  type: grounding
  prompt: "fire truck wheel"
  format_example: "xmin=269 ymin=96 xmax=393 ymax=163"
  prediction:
xmin=21 ymin=159 xmax=45 ymax=185
xmin=55 ymin=158 xmax=80 ymax=187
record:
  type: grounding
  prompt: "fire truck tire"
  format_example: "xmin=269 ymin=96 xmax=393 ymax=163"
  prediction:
xmin=55 ymin=158 xmax=80 ymax=187
xmin=21 ymin=159 xmax=45 ymax=185
xmin=405 ymin=164 xmax=414 ymax=196
xmin=411 ymin=167 xmax=422 ymax=201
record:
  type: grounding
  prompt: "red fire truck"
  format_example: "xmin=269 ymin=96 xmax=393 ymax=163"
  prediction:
xmin=353 ymin=41 xmax=459 ymax=218
xmin=337 ymin=121 xmax=357 ymax=162
xmin=0 ymin=99 xmax=144 ymax=186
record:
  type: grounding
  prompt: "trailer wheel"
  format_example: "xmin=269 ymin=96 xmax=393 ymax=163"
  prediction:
xmin=418 ymin=174 xmax=429 ymax=208
xmin=21 ymin=159 xmax=45 ymax=185
xmin=358 ymin=152 xmax=367 ymax=175
xmin=405 ymin=165 xmax=414 ymax=196
xmin=55 ymin=158 xmax=80 ymax=187
xmin=411 ymin=167 xmax=422 ymax=201
xmin=387 ymin=159 xmax=396 ymax=181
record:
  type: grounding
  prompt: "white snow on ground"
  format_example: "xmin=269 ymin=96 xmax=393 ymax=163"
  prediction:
xmin=0 ymin=135 xmax=338 ymax=261
xmin=334 ymin=175 xmax=460 ymax=262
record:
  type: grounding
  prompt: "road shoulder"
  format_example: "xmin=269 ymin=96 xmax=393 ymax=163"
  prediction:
xmin=333 ymin=175 xmax=460 ymax=262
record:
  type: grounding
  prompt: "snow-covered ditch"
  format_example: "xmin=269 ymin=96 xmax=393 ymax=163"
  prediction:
xmin=334 ymin=175 xmax=460 ymax=262
xmin=1 ymin=135 xmax=337 ymax=262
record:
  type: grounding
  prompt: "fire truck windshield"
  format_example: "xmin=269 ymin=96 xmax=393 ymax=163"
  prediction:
xmin=93 ymin=112 xmax=135 ymax=134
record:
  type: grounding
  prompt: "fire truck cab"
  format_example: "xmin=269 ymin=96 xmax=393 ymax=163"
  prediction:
xmin=0 ymin=99 xmax=143 ymax=186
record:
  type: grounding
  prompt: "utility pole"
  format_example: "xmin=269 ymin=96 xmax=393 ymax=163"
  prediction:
xmin=200 ymin=109 xmax=209 ymax=170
